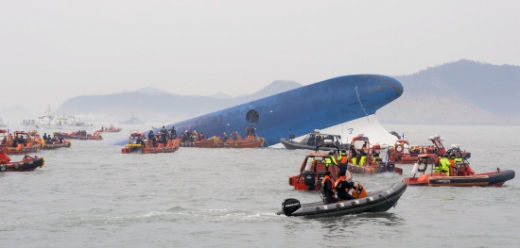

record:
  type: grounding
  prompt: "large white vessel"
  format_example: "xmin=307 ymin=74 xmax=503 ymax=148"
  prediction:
xmin=22 ymin=106 xmax=92 ymax=129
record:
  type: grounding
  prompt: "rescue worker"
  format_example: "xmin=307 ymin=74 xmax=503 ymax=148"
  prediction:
xmin=323 ymin=151 xmax=338 ymax=172
xmin=359 ymin=144 xmax=369 ymax=166
xmin=453 ymin=154 xmax=463 ymax=176
xmin=349 ymin=145 xmax=359 ymax=165
xmin=435 ymin=154 xmax=451 ymax=176
xmin=170 ymin=126 xmax=177 ymax=139
xmin=336 ymin=149 xmax=349 ymax=176
xmin=43 ymin=133 xmax=48 ymax=142
xmin=160 ymin=126 xmax=168 ymax=141
xmin=148 ymin=130 xmax=156 ymax=148
xmin=223 ymin=132 xmax=228 ymax=142
xmin=335 ymin=171 xmax=355 ymax=200
xmin=321 ymin=170 xmax=337 ymax=203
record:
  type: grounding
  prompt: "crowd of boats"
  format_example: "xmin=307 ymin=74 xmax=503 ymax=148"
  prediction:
xmin=1 ymin=125 xmax=516 ymax=218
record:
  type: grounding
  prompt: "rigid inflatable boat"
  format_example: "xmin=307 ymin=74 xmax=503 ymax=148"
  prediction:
xmin=277 ymin=182 xmax=407 ymax=217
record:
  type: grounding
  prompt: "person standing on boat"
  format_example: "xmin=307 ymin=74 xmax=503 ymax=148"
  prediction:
xmin=223 ymin=132 xmax=228 ymax=142
xmin=435 ymin=154 xmax=451 ymax=176
xmin=350 ymin=145 xmax=359 ymax=165
xmin=336 ymin=150 xmax=349 ymax=176
xmin=148 ymin=130 xmax=156 ymax=147
xmin=335 ymin=171 xmax=355 ymax=200
xmin=170 ymin=126 xmax=177 ymax=139
xmin=359 ymin=144 xmax=369 ymax=166
xmin=321 ymin=170 xmax=337 ymax=203
xmin=323 ymin=151 xmax=338 ymax=172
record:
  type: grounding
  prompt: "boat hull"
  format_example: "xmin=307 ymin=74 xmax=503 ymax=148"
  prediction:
xmin=0 ymin=156 xmax=45 ymax=172
xmin=403 ymin=170 xmax=515 ymax=187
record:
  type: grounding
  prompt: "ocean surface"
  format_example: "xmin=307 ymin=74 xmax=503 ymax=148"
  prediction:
xmin=1 ymin=124 xmax=519 ymax=248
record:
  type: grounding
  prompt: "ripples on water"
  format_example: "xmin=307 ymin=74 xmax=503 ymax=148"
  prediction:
xmin=0 ymin=125 xmax=519 ymax=247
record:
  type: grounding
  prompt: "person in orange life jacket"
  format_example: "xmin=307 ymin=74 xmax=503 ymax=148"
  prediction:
xmin=335 ymin=171 xmax=355 ymax=200
xmin=336 ymin=149 xmax=349 ymax=175
xmin=323 ymin=151 xmax=338 ymax=172
xmin=0 ymin=147 xmax=11 ymax=163
xmin=321 ymin=170 xmax=337 ymax=203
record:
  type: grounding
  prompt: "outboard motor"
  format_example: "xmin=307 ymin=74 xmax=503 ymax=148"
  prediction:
xmin=377 ymin=163 xmax=386 ymax=173
xmin=464 ymin=152 xmax=471 ymax=159
xmin=303 ymin=170 xmax=316 ymax=191
xmin=281 ymin=198 xmax=301 ymax=216
xmin=387 ymin=162 xmax=395 ymax=172
xmin=316 ymin=170 xmax=327 ymax=189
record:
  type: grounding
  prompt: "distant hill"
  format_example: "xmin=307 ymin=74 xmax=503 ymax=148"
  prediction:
xmin=54 ymin=61 xmax=520 ymax=125
xmin=377 ymin=60 xmax=520 ymax=124
xmin=54 ymin=80 xmax=302 ymax=123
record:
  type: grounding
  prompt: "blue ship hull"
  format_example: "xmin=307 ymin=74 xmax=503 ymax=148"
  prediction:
xmin=112 ymin=74 xmax=403 ymax=146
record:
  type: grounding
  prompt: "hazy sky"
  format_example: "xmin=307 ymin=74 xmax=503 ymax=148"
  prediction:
xmin=1 ymin=0 xmax=520 ymax=115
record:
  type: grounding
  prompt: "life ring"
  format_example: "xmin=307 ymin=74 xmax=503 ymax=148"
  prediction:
xmin=0 ymin=164 xmax=6 ymax=171
xmin=395 ymin=145 xmax=403 ymax=152
xmin=13 ymin=163 xmax=20 ymax=170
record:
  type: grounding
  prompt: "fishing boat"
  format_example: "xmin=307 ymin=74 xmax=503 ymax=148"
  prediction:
xmin=277 ymin=182 xmax=407 ymax=217
xmin=55 ymin=130 xmax=103 ymax=140
xmin=121 ymin=131 xmax=180 ymax=154
xmin=402 ymin=154 xmax=515 ymax=186
xmin=0 ymin=130 xmax=40 ymax=154
xmin=387 ymin=135 xmax=470 ymax=164
xmin=98 ymin=125 xmax=122 ymax=133
xmin=0 ymin=148 xmax=45 ymax=172
xmin=279 ymin=130 xmax=348 ymax=151
xmin=111 ymin=74 xmax=404 ymax=147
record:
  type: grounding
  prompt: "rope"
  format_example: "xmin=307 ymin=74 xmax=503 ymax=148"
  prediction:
xmin=355 ymin=86 xmax=370 ymax=122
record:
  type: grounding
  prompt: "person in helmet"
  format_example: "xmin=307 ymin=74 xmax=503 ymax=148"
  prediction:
xmin=336 ymin=149 xmax=349 ymax=175
xmin=323 ymin=151 xmax=338 ymax=172
xmin=321 ymin=170 xmax=337 ymax=204
xmin=435 ymin=154 xmax=451 ymax=176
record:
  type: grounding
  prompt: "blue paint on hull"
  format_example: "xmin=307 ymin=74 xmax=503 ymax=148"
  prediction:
xmin=112 ymin=74 xmax=403 ymax=146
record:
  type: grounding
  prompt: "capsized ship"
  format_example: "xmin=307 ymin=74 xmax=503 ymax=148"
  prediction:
xmin=111 ymin=74 xmax=403 ymax=147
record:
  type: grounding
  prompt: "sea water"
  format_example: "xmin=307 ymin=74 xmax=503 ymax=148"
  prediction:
xmin=0 ymin=124 xmax=519 ymax=247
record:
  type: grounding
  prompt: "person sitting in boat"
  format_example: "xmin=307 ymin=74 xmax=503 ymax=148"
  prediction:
xmin=336 ymin=150 xmax=349 ymax=175
xmin=321 ymin=170 xmax=337 ymax=203
xmin=223 ymin=132 xmax=228 ymax=142
xmin=148 ymin=130 xmax=156 ymax=147
xmin=323 ymin=151 xmax=338 ymax=172
xmin=335 ymin=171 xmax=355 ymax=200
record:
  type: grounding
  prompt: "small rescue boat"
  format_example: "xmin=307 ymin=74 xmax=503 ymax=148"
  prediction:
xmin=288 ymin=148 xmax=401 ymax=191
xmin=388 ymin=135 xmax=470 ymax=164
xmin=0 ymin=130 xmax=40 ymax=154
xmin=279 ymin=130 xmax=349 ymax=151
xmin=0 ymin=148 xmax=45 ymax=172
xmin=121 ymin=131 xmax=180 ymax=154
xmin=97 ymin=125 xmax=122 ymax=133
xmin=402 ymin=155 xmax=515 ymax=187
xmin=55 ymin=130 xmax=103 ymax=140
xmin=277 ymin=182 xmax=407 ymax=217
